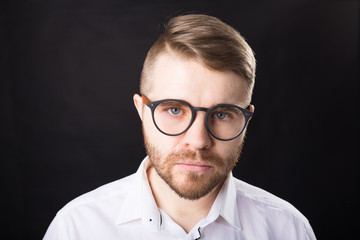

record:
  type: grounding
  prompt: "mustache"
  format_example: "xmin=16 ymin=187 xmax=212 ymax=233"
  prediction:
xmin=166 ymin=150 xmax=224 ymax=167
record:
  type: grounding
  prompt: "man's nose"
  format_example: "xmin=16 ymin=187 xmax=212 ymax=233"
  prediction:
xmin=182 ymin=111 xmax=212 ymax=150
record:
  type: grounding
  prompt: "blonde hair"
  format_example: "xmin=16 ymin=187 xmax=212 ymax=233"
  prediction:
xmin=140 ymin=14 xmax=256 ymax=97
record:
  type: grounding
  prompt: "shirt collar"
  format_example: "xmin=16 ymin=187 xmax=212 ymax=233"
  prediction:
xmin=218 ymin=172 xmax=242 ymax=231
xmin=115 ymin=157 xmax=162 ymax=231
xmin=196 ymin=171 xmax=242 ymax=231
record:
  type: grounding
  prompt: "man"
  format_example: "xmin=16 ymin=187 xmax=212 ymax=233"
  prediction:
xmin=44 ymin=14 xmax=316 ymax=239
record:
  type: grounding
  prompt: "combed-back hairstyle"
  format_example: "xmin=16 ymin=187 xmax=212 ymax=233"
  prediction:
xmin=140 ymin=14 xmax=256 ymax=98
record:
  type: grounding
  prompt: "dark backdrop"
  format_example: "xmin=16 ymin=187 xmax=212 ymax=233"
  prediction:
xmin=1 ymin=0 xmax=359 ymax=239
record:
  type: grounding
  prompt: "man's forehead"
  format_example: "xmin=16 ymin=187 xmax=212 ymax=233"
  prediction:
xmin=147 ymin=53 xmax=250 ymax=107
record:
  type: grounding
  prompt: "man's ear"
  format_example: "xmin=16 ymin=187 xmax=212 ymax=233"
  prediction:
xmin=133 ymin=94 xmax=144 ymax=121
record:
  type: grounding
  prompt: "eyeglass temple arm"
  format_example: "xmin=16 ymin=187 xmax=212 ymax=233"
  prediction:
xmin=141 ymin=95 xmax=150 ymax=105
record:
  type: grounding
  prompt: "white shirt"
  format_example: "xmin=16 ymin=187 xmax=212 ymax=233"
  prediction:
xmin=43 ymin=157 xmax=316 ymax=240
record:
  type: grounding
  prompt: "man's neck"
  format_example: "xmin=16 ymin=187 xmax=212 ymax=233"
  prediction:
xmin=147 ymin=166 xmax=223 ymax=233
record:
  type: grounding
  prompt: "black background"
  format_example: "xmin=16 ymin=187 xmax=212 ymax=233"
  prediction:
xmin=1 ymin=0 xmax=359 ymax=239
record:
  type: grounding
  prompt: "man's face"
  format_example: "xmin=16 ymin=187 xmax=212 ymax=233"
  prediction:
xmin=134 ymin=53 xmax=252 ymax=200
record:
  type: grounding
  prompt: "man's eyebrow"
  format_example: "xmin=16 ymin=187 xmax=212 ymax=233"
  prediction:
xmin=214 ymin=106 xmax=238 ymax=110
xmin=212 ymin=106 xmax=243 ymax=115
xmin=158 ymin=101 xmax=186 ymax=107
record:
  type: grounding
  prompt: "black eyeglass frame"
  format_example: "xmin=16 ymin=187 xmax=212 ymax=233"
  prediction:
xmin=142 ymin=95 xmax=253 ymax=141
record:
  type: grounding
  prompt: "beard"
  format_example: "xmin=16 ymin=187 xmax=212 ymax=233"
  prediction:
xmin=144 ymin=133 xmax=244 ymax=200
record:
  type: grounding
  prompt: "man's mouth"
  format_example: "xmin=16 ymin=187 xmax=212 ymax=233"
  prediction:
xmin=175 ymin=161 xmax=213 ymax=173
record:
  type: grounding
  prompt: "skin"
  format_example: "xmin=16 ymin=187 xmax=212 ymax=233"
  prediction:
xmin=133 ymin=51 xmax=254 ymax=233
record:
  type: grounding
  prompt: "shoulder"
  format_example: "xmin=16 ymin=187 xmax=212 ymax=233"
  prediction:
xmin=231 ymin=177 xmax=315 ymax=238
xmin=57 ymin=173 xmax=136 ymax=217
xmin=43 ymin=173 xmax=139 ymax=239
xmin=233 ymin=177 xmax=297 ymax=210
xmin=232 ymin=177 xmax=306 ymax=219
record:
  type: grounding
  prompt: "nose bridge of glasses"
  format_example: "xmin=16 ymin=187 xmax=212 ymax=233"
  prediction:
xmin=188 ymin=107 xmax=209 ymax=131
xmin=191 ymin=107 xmax=209 ymax=123
xmin=185 ymin=107 xmax=211 ymax=141
xmin=193 ymin=107 xmax=208 ymax=112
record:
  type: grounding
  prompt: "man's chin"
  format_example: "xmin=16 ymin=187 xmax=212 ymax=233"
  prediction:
xmin=165 ymin=171 xmax=225 ymax=200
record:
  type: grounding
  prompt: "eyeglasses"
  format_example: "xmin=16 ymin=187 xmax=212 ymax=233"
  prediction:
xmin=142 ymin=95 xmax=253 ymax=141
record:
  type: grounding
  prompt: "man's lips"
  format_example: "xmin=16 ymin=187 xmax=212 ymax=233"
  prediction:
xmin=175 ymin=161 xmax=213 ymax=173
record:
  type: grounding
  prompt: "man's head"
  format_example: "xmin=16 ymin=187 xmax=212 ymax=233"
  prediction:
xmin=140 ymin=14 xmax=256 ymax=104
xmin=134 ymin=14 xmax=256 ymax=200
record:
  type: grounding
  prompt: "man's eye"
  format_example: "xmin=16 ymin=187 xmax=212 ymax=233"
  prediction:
xmin=214 ymin=112 xmax=229 ymax=120
xmin=168 ymin=108 xmax=182 ymax=115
